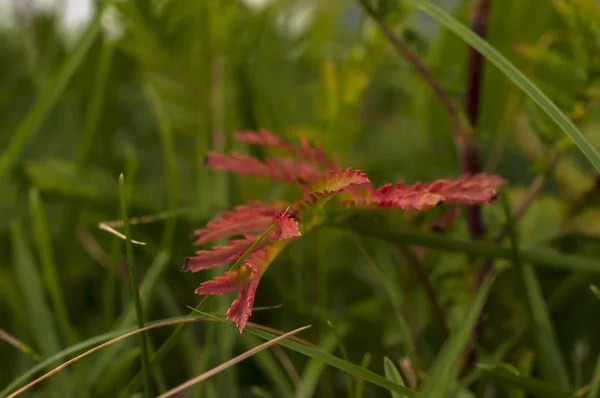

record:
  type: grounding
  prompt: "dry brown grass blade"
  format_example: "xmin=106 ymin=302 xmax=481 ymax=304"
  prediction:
xmin=6 ymin=317 xmax=210 ymax=398
xmin=157 ymin=325 xmax=312 ymax=398
xmin=98 ymin=223 xmax=147 ymax=245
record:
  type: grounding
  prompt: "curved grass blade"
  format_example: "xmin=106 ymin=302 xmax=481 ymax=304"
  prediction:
xmin=0 ymin=1 xmax=112 ymax=181
xmin=419 ymin=272 xmax=496 ymax=398
xmin=156 ymin=326 xmax=311 ymax=398
xmin=3 ymin=317 xmax=212 ymax=398
xmin=403 ymin=0 xmax=600 ymax=172
xmin=0 ymin=316 xmax=206 ymax=398
xmin=87 ymin=251 xmax=171 ymax=387
xmin=193 ymin=310 xmax=418 ymax=397
xmin=477 ymin=364 xmax=572 ymax=398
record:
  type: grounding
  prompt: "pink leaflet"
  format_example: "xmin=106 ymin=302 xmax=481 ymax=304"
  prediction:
xmin=226 ymin=277 xmax=260 ymax=333
xmin=195 ymin=267 xmax=253 ymax=295
xmin=203 ymin=152 xmax=321 ymax=183
xmin=302 ymin=168 xmax=370 ymax=203
xmin=192 ymin=201 xmax=284 ymax=245
xmin=183 ymin=237 xmax=256 ymax=272
xmin=271 ymin=214 xmax=301 ymax=241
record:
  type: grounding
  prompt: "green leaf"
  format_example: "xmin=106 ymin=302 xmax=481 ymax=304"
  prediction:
xmin=419 ymin=272 xmax=496 ymax=398
xmin=500 ymin=190 xmax=571 ymax=388
xmin=193 ymin=310 xmax=417 ymax=397
xmin=383 ymin=357 xmax=407 ymax=398
xmin=477 ymin=363 xmax=573 ymax=398
xmin=403 ymin=0 xmax=600 ymax=172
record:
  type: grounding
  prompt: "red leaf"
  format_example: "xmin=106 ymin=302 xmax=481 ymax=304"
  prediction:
xmin=226 ymin=277 xmax=260 ymax=332
xmin=183 ymin=237 xmax=256 ymax=272
xmin=192 ymin=201 xmax=284 ymax=245
xmin=271 ymin=214 xmax=301 ymax=240
xmin=234 ymin=130 xmax=338 ymax=170
xmin=348 ymin=173 xmax=505 ymax=210
xmin=303 ymin=168 xmax=370 ymax=203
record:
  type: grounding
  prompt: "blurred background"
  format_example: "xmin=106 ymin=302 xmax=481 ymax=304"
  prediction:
xmin=2 ymin=0 xmax=600 ymax=396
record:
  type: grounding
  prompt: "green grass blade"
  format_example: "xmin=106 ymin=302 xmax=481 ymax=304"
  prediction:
xmin=88 ymin=251 xmax=171 ymax=387
xmin=8 ymin=221 xmax=67 ymax=396
xmin=75 ymin=39 xmax=115 ymax=170
xmin=355 ymin=353 xmax=373 ymax=398
xmin=301 ymin=323 xmax=352 ymax=397
xmin=513 ymin=351 xmax=535 ymax=398
xmin=144 ymin=85 xmax=180 ymax=250
xmin=419 ymin=272 xmax=496 ymax=398
xmin=383 ymin=357 xmax=407 ymax=398
xmin=477 ymin=364 xmax=572 ymax=398
xmin=0 ymin=315 xmax=205 ymax=398
xmin=29 ymin=188 xmax=77 ymax=345
xmin=500 ymin=191 xmax=571 ymax=388
xmin=403 ymin=0 xmax=600 ymax=172
xmin=194 ymin=310 xmax=418 ymax=397
xmin=119 ymin=173 xmax=153 ymax=397
xmin=0 ymin=2 xmax=111 ymax=181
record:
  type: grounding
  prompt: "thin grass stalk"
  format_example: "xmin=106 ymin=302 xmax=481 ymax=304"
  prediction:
xmin=118 ymin=174 xmax=153 ymax=397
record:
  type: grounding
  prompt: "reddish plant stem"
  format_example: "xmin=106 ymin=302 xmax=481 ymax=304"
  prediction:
xmin=463 ymin=0 xmax=492 ymax=241
xmin=357 ymin=0 xmax=483 ymax=241
xmin=459 ymin=0 xmax=493 ymax=375
xmin=397 ymin=245 xmax=449 ymax=341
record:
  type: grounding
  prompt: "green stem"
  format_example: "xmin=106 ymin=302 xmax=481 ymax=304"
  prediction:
xmin=339 ymin=220 xmax=600 ymax=273
xmin=119 ymin=174 xmax=152 ymax=397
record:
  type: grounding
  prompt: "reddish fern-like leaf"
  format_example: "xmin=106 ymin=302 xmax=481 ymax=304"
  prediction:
xmin=203 ymin=152 xmax=321 ymax=183
xmin=184 ymin=237 xmax=256 ymax=272
xmin=195 ymin=264 xmax=254 ymax=295
xmin=227 ymin=277 xmax=260 ymax=332
xmin=188 ymin=211 xmax=301 ymax=332
xmin=191 ymin=201 xmax=285 ymax=245
xmin=348 ymin=173 xmax=505 ymax=210
xmin=235 ymin=130 xmax=297 ymax=152
xmin=302 ymin=168 xmax=370 ymax=203
xmin=234 ymin=130 xmax=338 ymax=170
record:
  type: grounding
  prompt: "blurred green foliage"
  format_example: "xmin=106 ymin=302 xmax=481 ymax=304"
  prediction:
xmin=2 ymin=0 xmax=600 ymax=397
